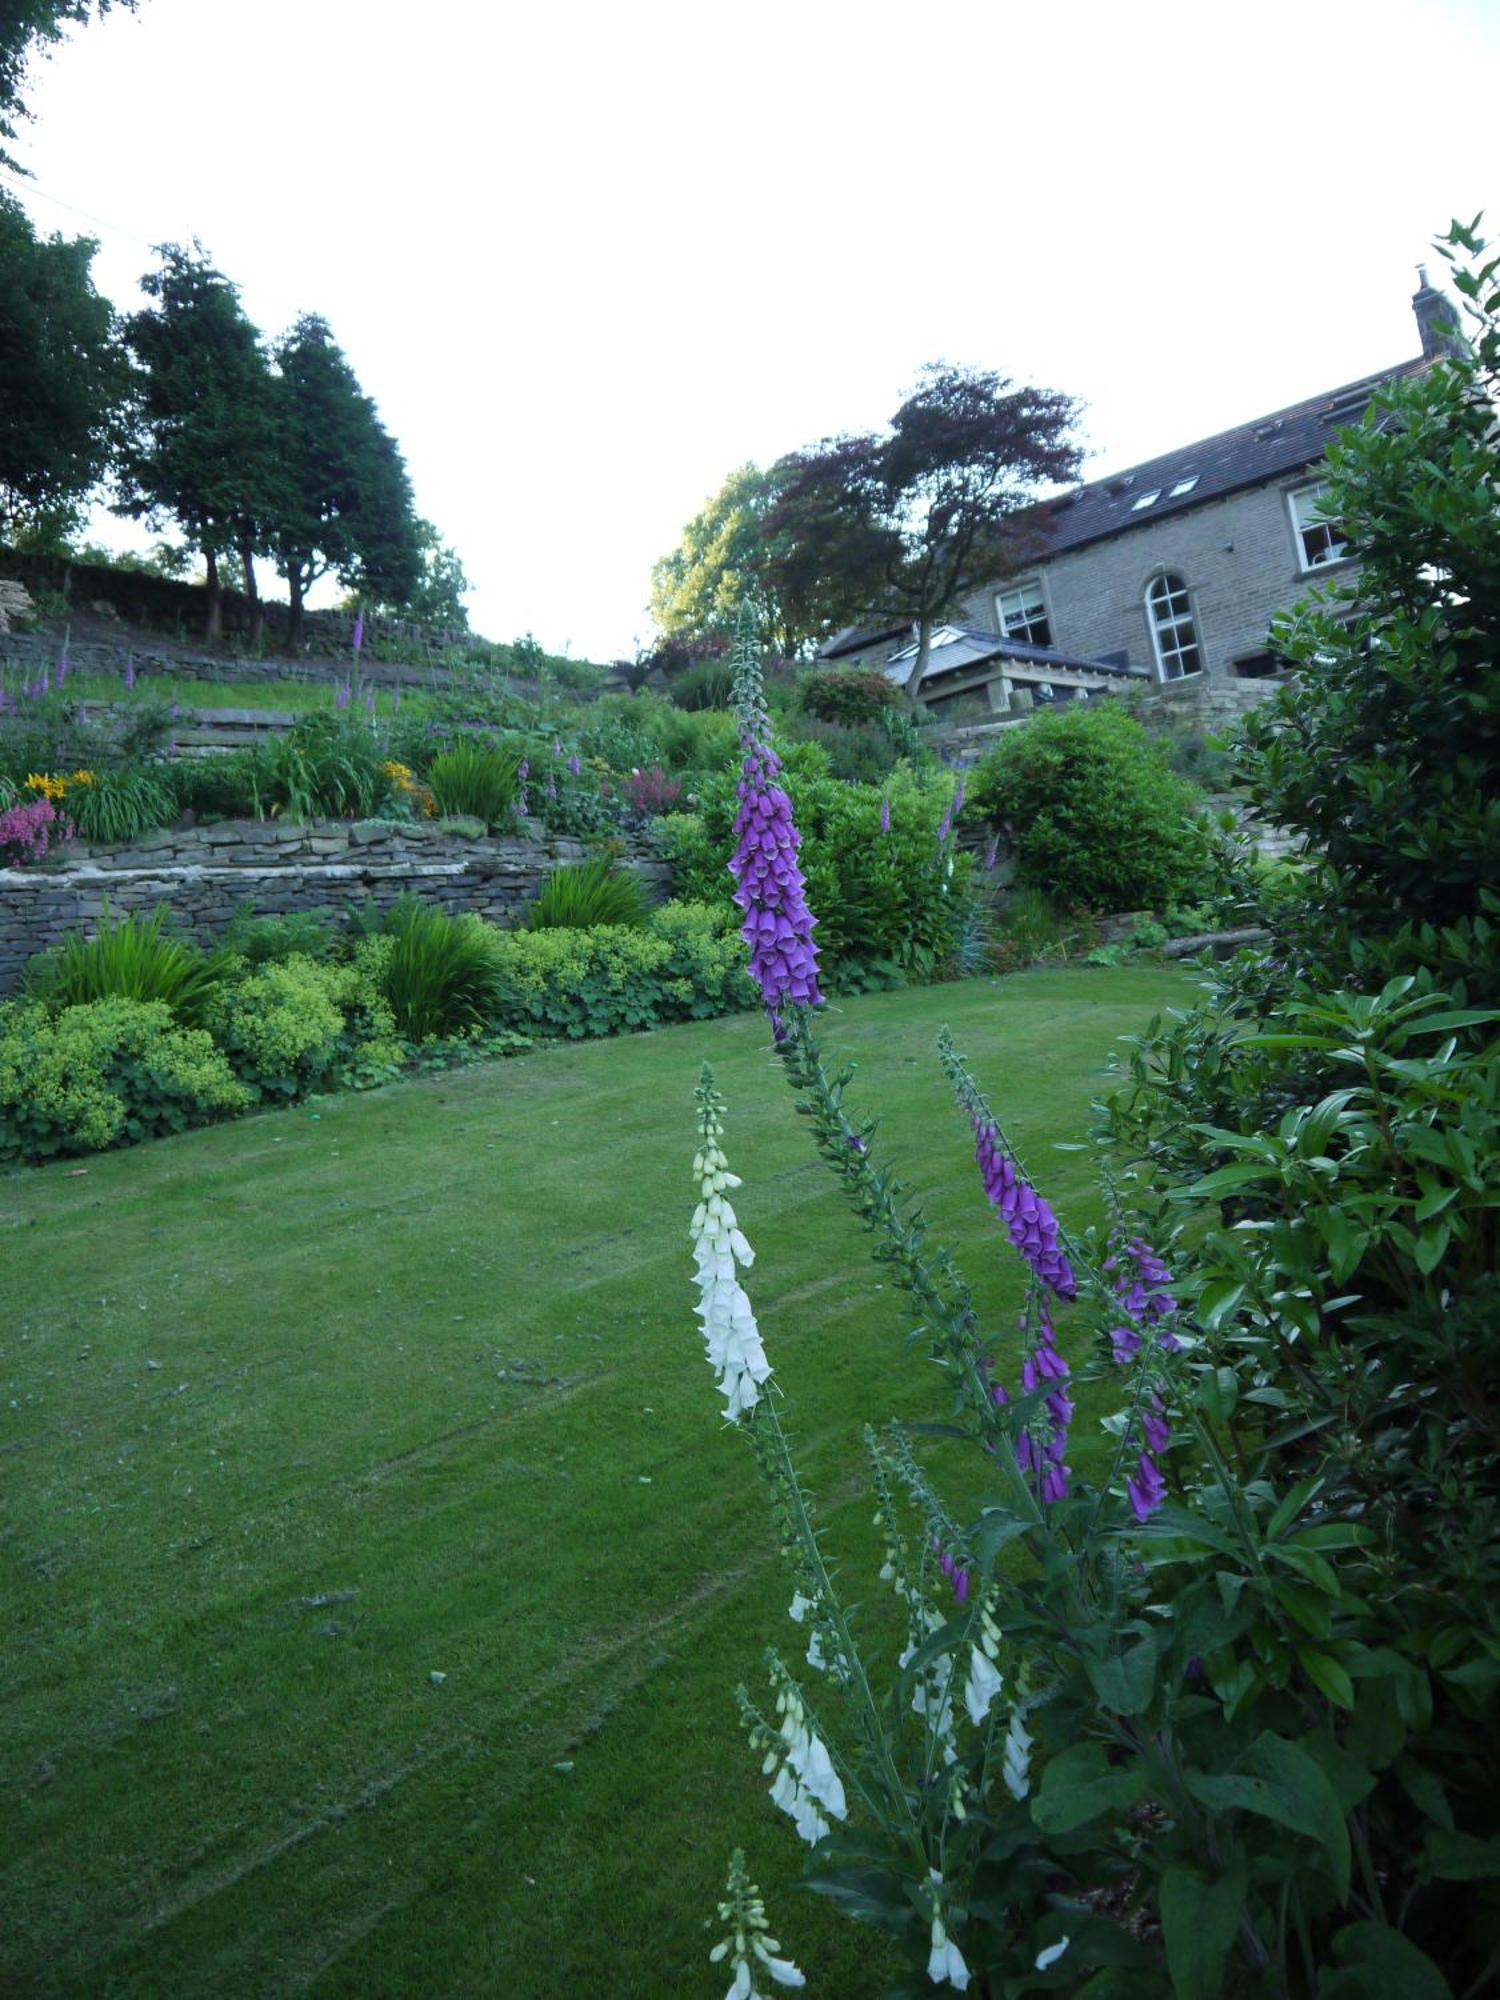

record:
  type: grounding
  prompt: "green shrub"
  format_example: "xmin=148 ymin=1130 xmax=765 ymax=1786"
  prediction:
xmin=0 ymin=997 xmax=248 ymax=1163
xmin=487 ymin=900 xmax=752 ymax=1039
xmin=643 ymin=900 xmax=755 ymax=1019
xmin=219 ymin=906 xmax=336 ymax=965
xmin=173 ymin=753 xmax=261 ymax=820
xmin=379 ymin=903 xmax=504 ymax=1042
xmin=668 ymin=763 xmax=973 ymax=985
xmin=968 ymin=702 xmax=1213 ymax=911
xmin=668 ymin=659 xmax=734 ymax=711
xmin=797 ymin=666 xmax=902 ymax=725
xmin=205 ymin=956 xmax=344 ymax=1099
xmin=248 ymin=715 xmax=394 ymax=820
xmin=65 ymin=765 xmax=177 ymax=843
xmin=24 ymin=907 xmax=226 ymax=1026
xmin=785 ymin=715 xmax=903 ymax=783
xmin=526 ymin=856 xmax=649 ymax=930
xmin=579 ymin=697 xmax=660 ymax=772
xmin=425 ymin=740 xmax=522 ymax=826
xmin=205 ymin=953 xmax=402 ymax=1099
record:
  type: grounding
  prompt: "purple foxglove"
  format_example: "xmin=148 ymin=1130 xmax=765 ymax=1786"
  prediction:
xmin=983 ymin=834 xmax=999 ymax=870
xmin=971 ymin=1122 xmax=1077 ymax=1300
xmin=124 ymin=655 xmax=136 ymax=691
xmin=1127 ymin=1452 xmax=1167 ymax=1522
xmin=352 ymin=611 xmax=364 ymax=658
xmin=567 ymin=754 xmax=581 ymax=776
xmin=880 ymin=792 xmax=891 ymax=834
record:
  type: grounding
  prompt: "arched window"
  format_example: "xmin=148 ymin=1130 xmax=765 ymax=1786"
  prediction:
xmin=1145 ymin=572 xmax=1203 ymax=680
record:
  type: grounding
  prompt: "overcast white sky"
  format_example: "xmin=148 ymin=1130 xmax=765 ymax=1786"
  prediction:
xmin=6 ymin=0 xmax=1498 ymax=658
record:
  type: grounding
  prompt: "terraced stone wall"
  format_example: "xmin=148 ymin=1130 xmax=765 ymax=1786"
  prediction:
xmin=0 ymin=820 xmax=672 ymax=994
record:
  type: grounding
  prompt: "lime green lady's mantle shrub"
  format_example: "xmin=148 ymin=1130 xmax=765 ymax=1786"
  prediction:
xmin=204 ymin=951 xmax=403 ymax=1101
xmin=0 ymin=998 xmax=249 ymax=1163
xmin=489 ymin=900 xmax=754 ymax=1040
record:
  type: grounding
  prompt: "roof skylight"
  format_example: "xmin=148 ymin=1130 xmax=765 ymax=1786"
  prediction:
xmin=1169 ymin=475 xmax=1199 ymax=497
xmin=1131 ymin=488 xmax=1162 ymax=511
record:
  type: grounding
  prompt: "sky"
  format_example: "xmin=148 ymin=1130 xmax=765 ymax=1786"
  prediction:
xmin=6 ymin=0 xmax=1499 ymax=659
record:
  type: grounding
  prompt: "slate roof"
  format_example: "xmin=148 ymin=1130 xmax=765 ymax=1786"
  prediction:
xmin=882 ymin=626 xmax=1148 ymax=689
xmin=1036 ymin=353 xmax=1432 ymax=560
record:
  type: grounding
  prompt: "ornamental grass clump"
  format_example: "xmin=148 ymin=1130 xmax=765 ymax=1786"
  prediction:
xmin=24 ymin=906 xmax=227 ymax=1027
xmin=425 ymin=740 xmax=523 ymax=827
xmin=674 ymin=580 xmax=1497 ymax=1996
xmin=379 ymin=902 xmax=503 ymax=1042
xmin=525 ymin=855 xmax=649 ymax=930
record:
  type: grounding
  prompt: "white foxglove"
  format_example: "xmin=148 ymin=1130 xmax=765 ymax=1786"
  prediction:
xmin=926 ymin=1916 xmax=971 ymax=1990
xmin=1002 ymin=1704 xmax=1033 ymax=1801
xmin=766 ymin=1678 xmax=847 ymax=1844
xmin=690 ymin=1080 xmax=773 ymax=1420
xmin=709 ymin=1851 xmax=807 ymax=1996
xmin=963 ymin=1645 xmax=1003 ymax=1727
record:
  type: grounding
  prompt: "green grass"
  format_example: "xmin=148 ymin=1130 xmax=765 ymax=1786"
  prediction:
xmin=4 ymin=673 xmax=442 ymax=719
xmin=0 ymin=967 xmax=1186 ymax=1997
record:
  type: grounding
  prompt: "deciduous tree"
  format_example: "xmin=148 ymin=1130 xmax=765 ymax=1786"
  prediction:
xmin=121 ymin=243 xmax=281 ymax=643
xmin=0 ymin=1 xmax=139 ymax=170
xmin=270 ymin=315 xmax=422 ymax=650
xmin=765 ymin=364 xmax=1081 ymax=701
xmin=0 ymin=191 xmax=125 ymax=541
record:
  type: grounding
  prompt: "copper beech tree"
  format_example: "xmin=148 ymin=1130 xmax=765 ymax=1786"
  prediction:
xmin=763 ymin=363 xmax=1082 ymax=701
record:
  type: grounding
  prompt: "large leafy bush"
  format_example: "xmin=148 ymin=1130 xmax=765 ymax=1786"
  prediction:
xmin=0 ymin=997 xmax=248 ymax=1162
xmin=797 ymin=665 xmax=902 ymax=725
xmin=969 ymin=702 xmax=1214 ymax=911
xmin=663 ymin=760 xmax=975 ymax=986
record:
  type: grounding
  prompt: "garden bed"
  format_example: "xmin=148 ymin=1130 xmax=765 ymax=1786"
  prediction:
xmin=0 ymin=818 xmax=672 ymax=993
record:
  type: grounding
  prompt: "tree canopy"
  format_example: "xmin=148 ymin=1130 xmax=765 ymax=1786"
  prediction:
xmin=270 ymin=314 xmax=422 ymax=647
xmin=121 ymin=243 xmax=281 ymax=639
xmin=0 ymin=191 xmax=126 ymax=541
xmin=1 ymin=1 xmax=139 ymax=170
xmin=765 ymin=364 xmax=1082 ymax=700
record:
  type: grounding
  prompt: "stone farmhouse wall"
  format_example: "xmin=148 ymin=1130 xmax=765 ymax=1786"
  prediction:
xmin=957 ymin=478 xmax=1355 ymax=683
xmin=0 ymin=820 xmax=673 ymax=996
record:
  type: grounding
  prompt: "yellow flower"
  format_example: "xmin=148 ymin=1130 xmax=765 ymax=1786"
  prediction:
xmin=25 ymin=773 xmax=66 ymax=802
xmin=381 ymin=760 xmax=415 ymax=792
xmin=66 ymin=770 xmax=95 ymax=788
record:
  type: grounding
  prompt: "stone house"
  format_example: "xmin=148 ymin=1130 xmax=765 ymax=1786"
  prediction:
xmin=823 ymin=272 xmax=1462 ymax=720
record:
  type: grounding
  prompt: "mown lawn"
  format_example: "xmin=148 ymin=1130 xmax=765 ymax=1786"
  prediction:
xmin=6 ymin=672 xmax=447 ymax=719
xmin=1 ymin=968 xmax=1187 ymax=1997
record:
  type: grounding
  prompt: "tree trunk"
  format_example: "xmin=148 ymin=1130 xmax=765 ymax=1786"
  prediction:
xmin=238 ymin=530 xmax=263 ymax=649
xmin=286 ymin=566 xmax=305 ymax=653
xmin=904 ymin=614 xmax=933 ymax=708
xmin=203 ymin=547 xmax=223 ymax=644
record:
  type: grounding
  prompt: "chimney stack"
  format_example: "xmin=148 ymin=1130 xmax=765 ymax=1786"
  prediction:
xmin=1412 ymin=265 xmax=1462 ymax=360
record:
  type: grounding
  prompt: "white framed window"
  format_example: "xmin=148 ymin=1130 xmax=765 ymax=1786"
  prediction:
xmin=1169 ymin=475 xmax=1199 ymax=497
xmin=1145 ymin=571 xmax=1203 ymax=680
xmin=995 ymin=579 xmax=1052 ymax=647
xmin=1289 ymin=482 xmax=1348 ymax=570
xmin=1131 ymin=488 xmax=1162 ymax=511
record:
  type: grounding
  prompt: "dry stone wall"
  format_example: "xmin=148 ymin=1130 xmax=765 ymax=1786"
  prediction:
xmin=0 ymin=820 xmax=673 ymax=994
